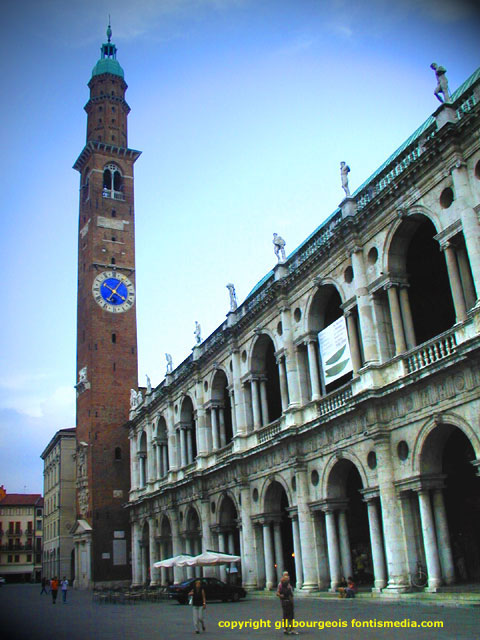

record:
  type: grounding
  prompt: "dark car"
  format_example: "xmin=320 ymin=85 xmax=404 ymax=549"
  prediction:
xmin=168 ymin=577 xmax=246 ymax=604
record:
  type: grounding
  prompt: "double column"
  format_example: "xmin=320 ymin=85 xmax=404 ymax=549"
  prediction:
xmin=364 ymin=496 xmax=387 ymax=590
xmin=441 ymin=242 xmax=468 ymax=322
xmin=415 ymin=484 xmax=455 ymax=589
xmin=153 ymin=438 xmax=169 ymax=478
xmin=176 ymin=421 xmax=195 ymax=467
xmin=250 ymin=376 xmax=269 ymax=429
xmin=320 ymin=501 xmax=351 ymax=591
xmin=385 ymin=282 xmax=416 ymax=354
xmin=210 ymin=404 xmax=227 ymax=450
xmin=260 ymin=517 xmax=284 ymax=589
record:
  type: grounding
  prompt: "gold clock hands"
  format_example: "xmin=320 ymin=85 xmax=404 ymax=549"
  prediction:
xmin=102 ymin=281 xmax=126 ymax=302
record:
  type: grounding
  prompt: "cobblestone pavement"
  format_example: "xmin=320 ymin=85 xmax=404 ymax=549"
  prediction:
xmin=1 ymin=585 xmax=479 ymax=640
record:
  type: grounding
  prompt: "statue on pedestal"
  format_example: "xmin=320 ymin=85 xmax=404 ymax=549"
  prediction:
xmin=340 ymin=161 xmax=351 ymax=197
xmin=226 ymin=283 xmax=238 ymax=311
xmin=166 ymin=353 xmax=173 ymax=374
xmin=273 ymin=233 xmax=286 ymax=262
xmin=194 ymin=321 xmax=202 ymax=345
xmin=146 ymin=375 xmax=152 ymax=395
xmin=431 ymin=63 xmax=451 ymax=104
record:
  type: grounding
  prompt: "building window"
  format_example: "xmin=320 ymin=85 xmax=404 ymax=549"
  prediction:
xmin=114 ymin=447 xmax=122 ymax=461
xmin=8 ymin=555 xmax=12 ymax=563
xmin=27 ymin=554 xmax=32 ymax=562
xmin=14 ymin=555 xmax=20 ymax=563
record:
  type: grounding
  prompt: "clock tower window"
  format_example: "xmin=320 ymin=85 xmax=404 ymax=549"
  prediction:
xmin=102 ymin=163 xmax=124 ymax=200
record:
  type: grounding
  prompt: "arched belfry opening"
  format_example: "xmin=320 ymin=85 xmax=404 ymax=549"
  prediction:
xmin=250 ymin=334 xmax=282 ymax=428
xmin=102 ymin=163 xmax=123 ymax=199
xmin=307 ymin=285 xmax=353 ymax=396
xmin=262 ymin=481 xmax=295 ymax=588
xmin=418 ymin=423 xmax=480 ymax=585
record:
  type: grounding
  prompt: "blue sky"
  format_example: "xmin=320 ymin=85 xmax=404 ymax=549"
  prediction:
xmin=0 ymin=0 xmax=479 ymax=494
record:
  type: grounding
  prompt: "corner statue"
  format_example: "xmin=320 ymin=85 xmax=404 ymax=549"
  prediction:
xmin=194 ymin=321 xmax=202 ymax=345
xmin=340 ymin=161 xmax=350 ymax=197
xmin=273 ymin=233 xmax=286 ymax=263
xmin=165 ymin=353 xmax=173 ymax=374
xmin=431 ymin=63 xmax=451 ymax=104
xmin=226 ymin=283 xmax=238 ymax=312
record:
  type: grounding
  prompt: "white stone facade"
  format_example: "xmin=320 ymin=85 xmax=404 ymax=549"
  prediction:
xmin=128 ymin=69 xmax=480 ymax=594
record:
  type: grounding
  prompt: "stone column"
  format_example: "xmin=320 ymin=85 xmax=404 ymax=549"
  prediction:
xmin=295 ymin=345 xmax=310 ymax=406
xmin=159 ymin=542 xmax=167 ymax=585
xmin=366 ymin=499 xmax=387 ymax=590
xmin=386 ymin=284 xmax=407 ymax=354
xmin=170 ymin=512 xmax=183 ymax=583
xmin=218 ymin=532 xmax=227 ymax=582
xmin=351 ymin=247 xmax=379 ymax=363
xmin=179 ymin=428 xmax=186 ymax=468
xmin=186 ymin=428 xmax=193 ymax=464
xmin=155 ymin=441 xmax=162 ymax=479
xmin=296 ymin=468 xmax=318 ymax=590
xmin=456 ymin=246 xmax=477 ymax=310
xmin=167 ymin=405 xmax=178 ymax=470
xmin=313 ymin=513 xmax=330 ymax=589
xmin=239 ymin=485 xmax=257 ymax=590
xmin=262 ymin=522 xmax=276 ymax=590
xmin=196 ymin=404 xmax=208 ymax=456
xmin=338 ymin=509 xmax=353 ymax=579
xmin=199 ymin=499 xmax=213 ymax=577
xmin=374 ymin=434 xmax=409 ymax=591
xmin=345 ymin=312 xmax=362 ymax=373
xmin=432 ymin=488 xmax=455 ymax=585
xmin=255 ymin=525 xmax=266 ymax=588
xmin=130 ymin=435 xmax=139 ymax=489
xmin=277 ymin=356 xmax=289 ymax=412
xmin=452 ymin=162 xmax=480 ymax=302
xmin=306 ymin=340 xmax=322 ymax=400
xmin=149 ymin=519 xmax=159 ymax=585
xmin=280 ymin=305 xmax=300 ymax=407
xmin=324 ymin=509 xmax=342 ymax=591
xmin=219 ymin=407 xmax=227 ymax=448
xmin=273 ymin=521 xmax=284 ymax=581
xmin=443 ymin=243 xmax=467 ymax=322
xmin=146 ymin=431 xmax=154 ymax=484
xmin=162 ymin=445 xmax=169 ymax=476
xmin=417 ymin=489 xmax=442 ymax=590
xmin=186 ymin=537 xmax=194 ymax=579
xmin=260 ymin=378 xmax=269 ymax=426
xmin=231 ymin=348 xmax=247 ymax=436
xmin=131 ymin=521 xmax=142 ymax=586
xmin=251 ymin=379 xmax=262 ymax=430
xmin=398 ymin=286 xmax=416 ymax=350
xmin=291 ymin=517 xmax=303 ymax=589
xmin=228 ymin=388 xmax=237 ymax=436
xmin=138 ymin=453 xmax=146 ymax=488
xmin=211 ymin=408 xmax=219 ymax=450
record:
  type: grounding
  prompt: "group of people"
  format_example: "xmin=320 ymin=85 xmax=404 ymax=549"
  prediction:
xmin=40 ymin=576 xmax=69 ymax=604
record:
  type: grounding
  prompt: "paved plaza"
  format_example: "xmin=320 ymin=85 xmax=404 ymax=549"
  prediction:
xmin=1 ymin=585 xmax=479 ymax=640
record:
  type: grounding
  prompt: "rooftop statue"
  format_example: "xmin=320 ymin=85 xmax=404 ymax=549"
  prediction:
xmin=146 ymin=374 xmax=152 ymax=395
xmin=194 ymin=321 xmax=202 ymax=345
xmin=166 ymin=353 xmax=173 ymax=374
xmin=340 ymin=161 xmax=351 ymax=197
xmin=273 ymin=233 xmax=286 ymax=263
xmin=431 ymin=63 xmax=451 ymax=104
xmin=226 ymin=283 xmax=238 ymax=312
xmin=130 ymin=388 xmax=137 ymax=409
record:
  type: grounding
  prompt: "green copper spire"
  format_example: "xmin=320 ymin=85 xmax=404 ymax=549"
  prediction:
xmin=91 ymin=21 xmax=124 ymax=79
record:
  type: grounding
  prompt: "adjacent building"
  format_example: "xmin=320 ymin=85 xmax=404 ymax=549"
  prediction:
xmin=41 ymin=428 xmax=76 ymax=580
xmin=127 ymin=67 xmax=480 ymax=594
xmin=0 ymin=488 xmax=43 ymax=583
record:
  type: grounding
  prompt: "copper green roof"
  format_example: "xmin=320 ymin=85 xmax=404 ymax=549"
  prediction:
xmin=91 ymin=23 xmax=124 ymax=79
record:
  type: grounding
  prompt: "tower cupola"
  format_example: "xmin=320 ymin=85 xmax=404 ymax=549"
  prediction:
xmin=91 ymin=22 xmax=124 ymax=79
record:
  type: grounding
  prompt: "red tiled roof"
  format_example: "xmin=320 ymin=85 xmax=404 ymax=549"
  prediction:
xmin=0 ymin=494 xmax=43 ymax=506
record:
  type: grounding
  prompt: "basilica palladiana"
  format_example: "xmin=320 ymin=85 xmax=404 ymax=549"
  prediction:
xmin=127 ymin=66 xmax=480 ymax=594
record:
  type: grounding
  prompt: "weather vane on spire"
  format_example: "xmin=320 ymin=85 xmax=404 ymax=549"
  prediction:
xmin=107 ymin=16 xmax=112 ymax=43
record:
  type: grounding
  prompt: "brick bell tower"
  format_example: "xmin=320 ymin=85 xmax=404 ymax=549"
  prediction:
xmin=72 ymin=23 xmax=140 ymax=589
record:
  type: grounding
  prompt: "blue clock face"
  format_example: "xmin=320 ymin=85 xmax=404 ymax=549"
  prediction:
xmin=92 ymin=271 xmax=135 ymax=313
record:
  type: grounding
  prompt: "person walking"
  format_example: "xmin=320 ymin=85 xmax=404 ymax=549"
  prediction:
xmin=40 ymin=577 xmax=49 ymax=595
xmin=50 ymin=577 xmax=59 ymax=605
xmin=276 ymin=572 xmax=298 ymax=635
xmin=61 ymin=577 xmax=69 ymax=603
xmin=188 ymin=579 xmax=206 ymax=634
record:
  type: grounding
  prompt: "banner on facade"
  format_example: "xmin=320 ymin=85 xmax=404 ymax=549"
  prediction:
xmin=318 ymin=316 xmax=353 ymax=386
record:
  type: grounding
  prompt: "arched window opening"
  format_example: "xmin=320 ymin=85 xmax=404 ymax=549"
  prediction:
xmin=250 ymin=334 xmax=282 ymax=429
xmin=178 ymin=396 xmax=197 ymax=467
xmin=210 ymin=370 xmax=233 ymax=450
xmin=114 ymin=447 xmax=121 ymax=460
xmin=102 ymin=163 xmax=124 ymax=201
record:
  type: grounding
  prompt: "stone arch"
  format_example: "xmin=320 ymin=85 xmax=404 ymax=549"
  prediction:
xmin=412 ymin=412 xmax=480 ymax=475
xmin=386 ymin=211 xmax=455 ymax=345
xmin=249 ymin=333 xmax=282 ymax=425
xmin=217 ymin=491 xmax=240 ymax=524
xmin=179 ymin=394 xmax=197 ymax=462
xmin=210 ymin=368 xmax=233 ymax=447
xmin=321 ymin=451 xmax=369 ymax=500
xmin=260 ymin=474 xmax=292 ymax=512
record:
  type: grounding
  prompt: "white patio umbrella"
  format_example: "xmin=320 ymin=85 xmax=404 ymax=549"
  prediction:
xmin=153 ymin=554 xmax=194 ymax=568
xmin=192 ymin=550 xmax=241 ymax=566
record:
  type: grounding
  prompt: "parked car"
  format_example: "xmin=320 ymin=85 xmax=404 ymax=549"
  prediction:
xmin=168 ymin=577 xmax=246 ymax=604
